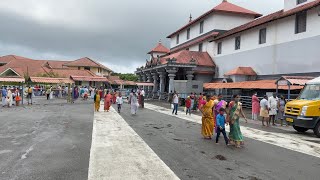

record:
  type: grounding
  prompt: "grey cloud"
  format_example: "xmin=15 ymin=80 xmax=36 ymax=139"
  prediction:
xmin=0 ymin=0 xmax=283 ymax=73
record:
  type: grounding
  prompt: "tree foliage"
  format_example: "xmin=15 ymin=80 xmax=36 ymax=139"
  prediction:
xmin=113 ymin=73 xmax=138 ymax=82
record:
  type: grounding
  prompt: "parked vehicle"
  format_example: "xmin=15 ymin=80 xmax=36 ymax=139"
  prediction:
xmin=285 ymin=76 xmax=320 ymax=137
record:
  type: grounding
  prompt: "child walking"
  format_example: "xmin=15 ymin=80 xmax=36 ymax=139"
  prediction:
xmin=216 ymin=108 xmax=229 ymax=145
xmin=185 ymin=96 xmax=191 ymax=115
xmin=116 ymin=93 xmax=123 ymax=113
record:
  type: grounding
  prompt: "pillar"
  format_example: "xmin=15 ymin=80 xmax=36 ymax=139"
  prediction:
xmin=166 ymin=68 xmax=177 ymax=93
xmin=142 ymin=74 xmax=147 ymax=82
xmin=158 ymin=71 xmax=166 ymax=100
xmin=146 ymin=73 xmax=153 ymax=94
xmin=152 ymin=72 xmax=159 ymax=93
xmin=186 ymin=70 xmax=194 ymax=81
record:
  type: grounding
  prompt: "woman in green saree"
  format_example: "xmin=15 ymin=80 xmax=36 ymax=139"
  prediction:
xmin=227 ymin=95 xmax=248 ymax=148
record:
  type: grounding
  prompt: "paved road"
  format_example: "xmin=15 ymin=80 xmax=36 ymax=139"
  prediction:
xmin=116 ymin=103 xmax=320 ymax=180
xmin=0 ymin=103 xmax=93 ymax=180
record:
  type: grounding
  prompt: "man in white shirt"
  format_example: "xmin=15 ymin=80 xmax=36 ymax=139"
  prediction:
xmin=172 ymin=92 xmax=179 ymax=115
xmin=140 ymin=89 xmax=145 ymax=108
xmin=268 ymin=93 xmax=279 ymax=126
xmin=260 ymin=95 xmax=269 ymax=126
xmin=116 ymin=93 xmax=123 ymax=113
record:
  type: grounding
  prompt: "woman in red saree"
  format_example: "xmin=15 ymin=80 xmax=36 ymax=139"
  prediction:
xmin=104 ymin=91 xmax=112 ymax=112
xmin=112 ymin=91 xmax=117 ymax=104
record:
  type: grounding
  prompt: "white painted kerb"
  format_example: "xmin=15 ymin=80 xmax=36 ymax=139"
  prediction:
xmin=88 ymin=104 xmax=180 ymax=180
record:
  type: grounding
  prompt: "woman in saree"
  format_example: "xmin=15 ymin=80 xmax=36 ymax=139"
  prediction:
xmin=112 ymin=91 xmax=117 ymax=104
xmin=104 ymin=91 xmax=112 ymax=112
xmin=200 ymin=94 xmax=215 ymax=139
xmin=227 ymin=94 xmax=248 ymax=148
xmin=130 ymin=92 xmax=138 ymax=115
xmin=94 ymin=90 xmax=101 ymax=112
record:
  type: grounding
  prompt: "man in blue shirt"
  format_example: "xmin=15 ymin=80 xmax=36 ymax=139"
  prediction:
xmin=1 ymin=86 xmax=7 ymax=107
xmin=216 ymin=108 xmax=229 ymax=145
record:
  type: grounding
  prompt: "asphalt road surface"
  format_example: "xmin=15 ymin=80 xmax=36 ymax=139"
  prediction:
xmin=0 ymin=102 xmax=93 ymax=180
xmin=116 ymin=102 xmax=320 ymax=180
xmin=1 ymin=99 xmax=320 ymax=180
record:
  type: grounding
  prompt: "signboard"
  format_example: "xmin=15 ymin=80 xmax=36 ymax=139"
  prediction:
xmin=277 ymin=80 xmax=288 ymax=86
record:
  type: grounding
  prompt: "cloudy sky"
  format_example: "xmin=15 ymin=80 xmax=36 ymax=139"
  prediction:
xmin=0 ymin=0 xmax=283 ymax=73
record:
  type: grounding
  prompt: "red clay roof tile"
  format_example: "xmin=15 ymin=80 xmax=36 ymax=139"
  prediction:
xmin=225 ymin=67 xmax=257 ymax=76
xmin=159 ymin=50 xmax=215 ymax=67
xmin=167 ymin=1 xmax=261 ymax=38
xmin=204 ymin=80 xmax=303 ymax=90
xmin=148 ymin=42 xmax=170 ymax=54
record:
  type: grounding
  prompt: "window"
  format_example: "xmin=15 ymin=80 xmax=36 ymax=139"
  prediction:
xmin=78 ymin=67 xmax=80 ymax=70
xmin=187 ymin=28 xmax=190 ymax=40
xmin=176 ymin=34 xmax=180 ymax=44
xmin=217 ymin=42 xmax=222 ymax=54
xmin=295 ymin=11 xmax=307 ymax=34
xmin=84 ymin=67 xmax=90 ymax=71
xmin=259 ymin=28 xmax=267 ymax=44
xmin=199 ymin=43 xmax=203 ymax=52
xmin=235 ymin=36 xmax=241 ymax=50
xmin=200 ymin=21 xmax=204 ymax=34
xmin=297 ymin=0 xmax=307 ymax=5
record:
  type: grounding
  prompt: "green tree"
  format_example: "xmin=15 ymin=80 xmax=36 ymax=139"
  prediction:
xmin=113 ymin=73 xmax=138 ymax=82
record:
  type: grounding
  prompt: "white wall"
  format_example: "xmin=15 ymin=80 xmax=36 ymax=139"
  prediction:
xmin=213 ymin=8 xmax=320 ymax=78
xmin=284 ymin=0 xmax=316 ymax=11
xmin=215 ymin=9 xmax=320 ymax=57
xmin=169 ymin=13 xmax=256 ymax=49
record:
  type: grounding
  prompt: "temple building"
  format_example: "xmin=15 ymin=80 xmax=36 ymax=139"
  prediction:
xmin=0 ymin=55 xmax=113 ymax=87
xmin=136 ymin=0 xmax=320 ymax=96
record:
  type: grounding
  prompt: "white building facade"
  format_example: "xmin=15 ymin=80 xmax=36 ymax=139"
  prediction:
xmin=136 ymin=0 xmax=320 ymax=97
xmin=167 ymin=0 xmax=320 ymax=81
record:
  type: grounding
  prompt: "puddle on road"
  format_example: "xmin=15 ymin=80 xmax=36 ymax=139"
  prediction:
xmin=248 ymin=176 xmax=262 ymax=180
xmin=214 ymin=155 xmax=227 ymax=161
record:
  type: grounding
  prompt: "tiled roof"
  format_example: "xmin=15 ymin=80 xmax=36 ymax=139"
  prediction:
xmin=154 ymin=50 xmax=215 ymax=67
xmin=0 ymin=55 xmax=49 ymax=77
xmin=0 ymin=55 xmax=113 ymax=78
xmin=167 ymin=1 xmax=261 ymax=38
xmin=213 ymin=1 xmax=261 ymax=17
xmin=0 ymin=77 xmax=25 ymax=83
xmin=215 ymin=0 xmax=320 ymax=40
xmin=29 ymin=77 xmax=74 ymax=84
xmin=50 ymin=69 xmax=95 ymax=78
xmin=148 ymin=42 xmax=170 ymax=54
xmin=278 ymin=76 xmax=314 ymax=86
xmin=63 ymin=57 xmax=113 ymax=72
xmin=108 ymin=76 xmax=136 ymax=86
xmin=225 ymin=67 xmax=257 ymax=76
xmin=170 ymin=31 xmax=219 ymax=53
xmin=71 ymin=76 xmax=110 ymax=82
xmin=108 ymin=76 xmax=121 ymax=81
xmin=136 ymin=82 xmax=154 ymax=86
xmin=203 ymin=80 xmax=303 ymax=90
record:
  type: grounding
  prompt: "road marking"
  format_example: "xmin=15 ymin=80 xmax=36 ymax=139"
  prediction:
xmin=88 ymin=104 xmax=180 ymax=180
xmin=144 ymin=103 xmax=320 ymax=159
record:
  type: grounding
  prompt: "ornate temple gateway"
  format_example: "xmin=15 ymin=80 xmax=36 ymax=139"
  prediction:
xmin=135 ymin=42 xmax=215 ymax=98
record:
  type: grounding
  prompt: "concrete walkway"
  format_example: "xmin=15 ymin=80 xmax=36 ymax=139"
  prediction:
xmin=88 ymin=103 xmax=179 ymax=180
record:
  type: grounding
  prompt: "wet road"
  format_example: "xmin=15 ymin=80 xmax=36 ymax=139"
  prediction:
xmin=116 ymin=103 xmax=320 ymax=180
xmin=0 ymin=103 xmax=93 ymax=180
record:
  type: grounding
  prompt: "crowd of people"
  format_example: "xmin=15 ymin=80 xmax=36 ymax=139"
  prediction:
xmin=252 ymin=92 xmax=288 ymax=127
xmin=169 ymin=91 xmax=248 ymax=148
xmin=93 ymin=88 xmax=145 ymax=115
xmin=1 ymin=86 xmax=21 ymax=107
